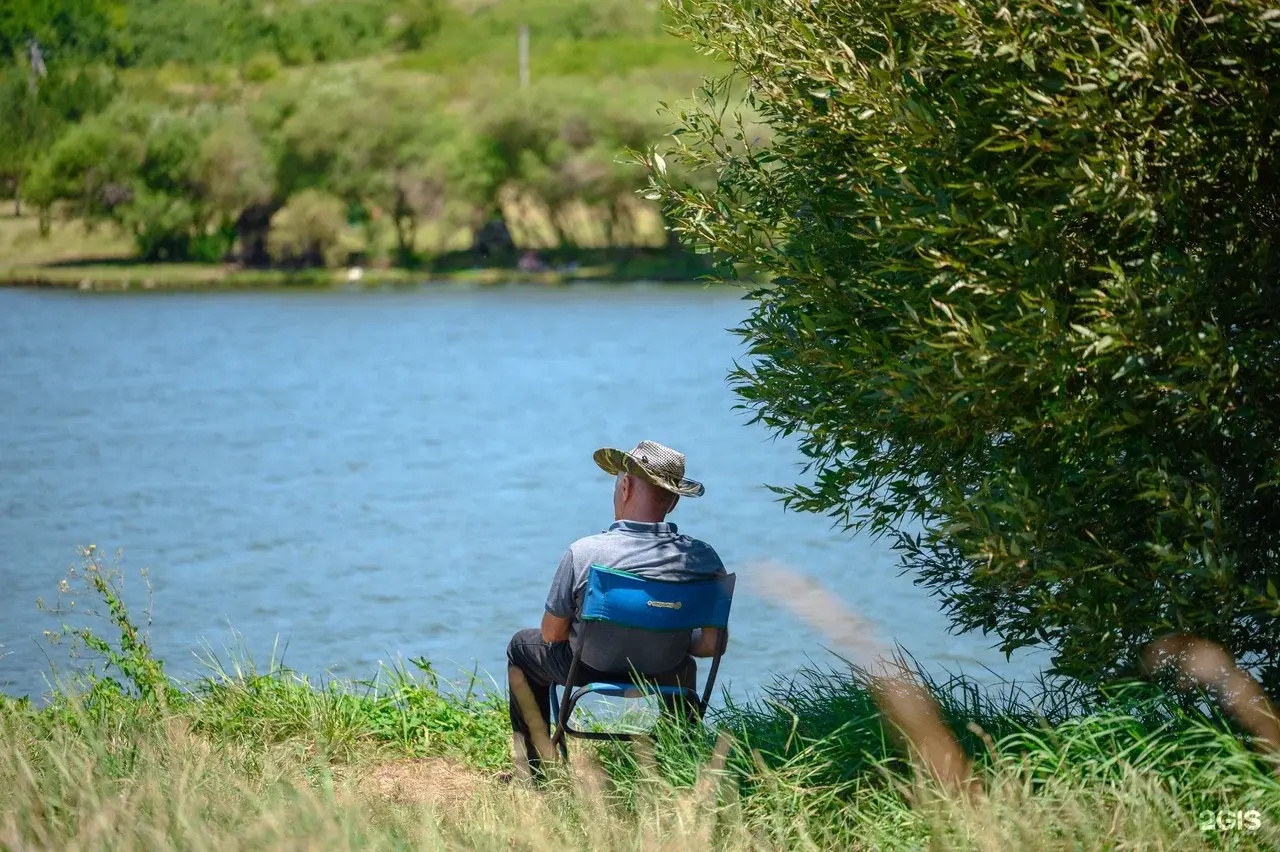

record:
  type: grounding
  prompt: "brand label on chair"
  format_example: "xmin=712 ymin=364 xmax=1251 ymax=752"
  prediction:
xmin=646 ymin=600 xmax=683 ymax=609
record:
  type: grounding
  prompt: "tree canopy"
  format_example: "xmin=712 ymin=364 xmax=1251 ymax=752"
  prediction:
xmin=652 ymin=0 xmax=1280 ymax=692
xmin=0 ymin=0 xmax=121 ymax=60
xmin=3 ymin=0 xmax=716 ymax=266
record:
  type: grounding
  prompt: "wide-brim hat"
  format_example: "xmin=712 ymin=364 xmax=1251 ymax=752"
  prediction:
xmin=593 ymin=440 xmax=705 ymax=498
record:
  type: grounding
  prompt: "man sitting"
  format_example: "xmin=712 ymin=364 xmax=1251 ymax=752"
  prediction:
xmin=506 ymin=440 xmax=728 ymax=778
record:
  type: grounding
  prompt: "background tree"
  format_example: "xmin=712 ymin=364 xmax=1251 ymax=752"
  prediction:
xmin=0 ymin=0 xmax=121 ymax=60
xmin=197 ymin=111 xmax=277 ymax=266
xmin=27 ymin=103 xmax=234 ymax=260
xmin=650 ymin=0 xmax=1280 ymax=692
xmin=24 ymin=104 xmax=145 ymax=231
xmin=0 ymin=0 xmax=119 ymax=214
xmin=268 ymin=189 xmax=348 ymax=268
xmin=390 ymin=0 xmax=444 ymax=51
xmin=273 ymin=75 xmax=462 ymax=265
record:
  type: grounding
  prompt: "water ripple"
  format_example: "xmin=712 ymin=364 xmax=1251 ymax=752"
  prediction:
xmin=0 ymin=287 xmax=1049 ymax=700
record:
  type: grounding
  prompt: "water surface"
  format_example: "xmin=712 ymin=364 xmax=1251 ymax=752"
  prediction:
xmin=0 ymin=285 xmax=1047 ymax=700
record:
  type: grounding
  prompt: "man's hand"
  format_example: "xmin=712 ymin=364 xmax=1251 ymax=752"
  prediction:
xmin=689 ymin=627 xmax=726 ymax=658
xmin=541 ymin=611 xmax=571 ymax=644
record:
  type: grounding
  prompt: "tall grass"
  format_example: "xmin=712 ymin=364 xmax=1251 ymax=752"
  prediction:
xmin=4 ymin=554 xmax=1280 ymax=849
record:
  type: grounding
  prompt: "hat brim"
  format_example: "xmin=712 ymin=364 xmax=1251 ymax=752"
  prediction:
xmin=593 ymin=447 xmax=705 ymax=498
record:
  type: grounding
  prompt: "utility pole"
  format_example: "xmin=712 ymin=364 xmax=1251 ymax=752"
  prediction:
xmin=28 ymin=39 xmax=47 ymax=83
xmin=518 ymin=25 xmax=529 ymax=89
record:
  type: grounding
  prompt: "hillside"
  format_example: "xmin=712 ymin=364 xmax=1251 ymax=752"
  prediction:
xmin=0 ymin=0 xmax=738 ymax=284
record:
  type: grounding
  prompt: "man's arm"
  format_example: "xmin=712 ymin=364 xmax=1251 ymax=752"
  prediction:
xmin=542 ymin=549 xmax=576 ymax=644
xmin=689 ymin=627 xmax=727 ymax=658
xmin=541 ymin=610 xmax=571 ymax=643
xmin=688 ymin=544 xmax=730 ymax=658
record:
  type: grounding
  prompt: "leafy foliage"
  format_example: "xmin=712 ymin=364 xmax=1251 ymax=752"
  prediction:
xmin=651 ymin=0 xmax=1280 ymax=691
xmin=114 ymin=0 xmax=441 ymax=67
xmin=0 ymin=60 xmax=115 ymax=213
xmin=0 ymin=0 xmax=122 ymax=60
xmin=268 ymin=189 xmax=350 ymax=267
xmin=25 ymin=102 xmax=235 ymax=260
xmin=8 ymin=0 xmax=724 ymax=267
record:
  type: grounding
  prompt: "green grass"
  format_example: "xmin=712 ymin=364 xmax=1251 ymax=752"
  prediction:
xmin=0 ymin=212 xmax=134 ymax=269
xmin=6 ymin=551 xmax=1280 ymax=849
xmin=394 ymin=31 xmax=720 ymax=81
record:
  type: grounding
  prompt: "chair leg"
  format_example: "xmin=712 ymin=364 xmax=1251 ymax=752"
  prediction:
xmin=659 ymin=689 xmax=703 ymax=729
xmin=549 ymin=686 xmax=570 ymax=761
xmin=551 ymin=652 xmax=583 ymax=762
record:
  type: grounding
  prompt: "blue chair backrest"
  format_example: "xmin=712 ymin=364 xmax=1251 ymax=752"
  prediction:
xmin=580 ymin=565 xmax=735 ymax=633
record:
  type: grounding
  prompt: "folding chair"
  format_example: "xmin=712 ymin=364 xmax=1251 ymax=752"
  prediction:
xmin=548 ymin=564 xmax=736 ymax=756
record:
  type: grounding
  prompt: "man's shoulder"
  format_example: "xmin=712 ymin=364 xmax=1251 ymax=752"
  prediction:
xmin=679 ymin=535 xmax=726 ymax=571
xmin=566 ymin=530 xmax=616 ymax=553
xmin=567 ymin=526 xmax=725 ymax=573
xmin=562 ymin=531 xmax=619 ymax=568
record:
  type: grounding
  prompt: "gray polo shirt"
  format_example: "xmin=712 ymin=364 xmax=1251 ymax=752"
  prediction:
xmin=544 ymin=519 xmax=726 ymax=674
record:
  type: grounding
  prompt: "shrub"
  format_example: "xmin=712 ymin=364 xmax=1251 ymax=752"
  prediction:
xmin=651 ymin=0 xmax=1280 ymax=691
xmin=268 ymin=189 xmax=348 ymax=267
xmin=241 ymin=52 xmax=282 ymax=83
xmin=122 ymin=188 xmax=228 ymax=262
xmin=391 ymin=0 xmax=444 ymax=50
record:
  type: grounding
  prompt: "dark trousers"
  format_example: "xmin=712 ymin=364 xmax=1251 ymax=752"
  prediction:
xmin=506 ymin=627 xmax=698 ymax=771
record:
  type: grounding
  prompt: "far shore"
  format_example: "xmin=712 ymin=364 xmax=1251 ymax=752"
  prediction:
xmin=0 ymin=211 xmax=754 ymax=292
xmin=0 ymin=253 xmax=753 ymax=293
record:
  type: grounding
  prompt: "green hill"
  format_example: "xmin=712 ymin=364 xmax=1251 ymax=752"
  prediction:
xmin=0 ymin=0 xmax=734 ymax=285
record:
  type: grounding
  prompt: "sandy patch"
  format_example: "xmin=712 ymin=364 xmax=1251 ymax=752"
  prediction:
xmin=362 ymin=757 xmax=496 ymax=811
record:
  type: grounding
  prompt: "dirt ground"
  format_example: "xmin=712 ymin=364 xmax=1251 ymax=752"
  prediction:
xmin=358 ymin=750 xmax=614 ymax=813
xmin=361 ymin=756 xmax=500 ymax=811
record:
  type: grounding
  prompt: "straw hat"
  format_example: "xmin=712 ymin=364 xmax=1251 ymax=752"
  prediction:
xmin=593 ymin=440 xmax=705 ymax=498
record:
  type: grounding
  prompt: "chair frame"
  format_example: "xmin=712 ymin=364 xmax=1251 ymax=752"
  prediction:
xmin=548 ymin=565 xmax=735 ymax=756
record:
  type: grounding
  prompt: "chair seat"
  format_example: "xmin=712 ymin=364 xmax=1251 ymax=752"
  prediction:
xmin=550 ymin=679 xmax=703 ymax=742
xmin=576 ymin=681 xmax=699 ymax=700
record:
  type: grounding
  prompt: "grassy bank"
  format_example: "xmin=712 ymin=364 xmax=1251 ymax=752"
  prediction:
xmin=8 ymin=664 xmax=1280 ymax=848
xmin=0 ymin=252 xmax=721 ymax=291
xmin=5 ymin=557 xmax=1280 ymax=849
xmin=0 ymin=212 xmax=722 ymax=291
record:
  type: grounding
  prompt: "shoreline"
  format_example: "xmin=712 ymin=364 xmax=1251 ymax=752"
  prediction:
xmin=0 ymin=255 xmax=746 ymax=293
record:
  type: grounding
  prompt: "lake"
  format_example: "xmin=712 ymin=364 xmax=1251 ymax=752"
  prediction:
xmin=0 ymin=285 xmax=1047 ymax=702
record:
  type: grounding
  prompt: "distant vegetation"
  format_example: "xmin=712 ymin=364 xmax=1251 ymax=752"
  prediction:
xmin=0 ymin=0 xmax=734 ymax=274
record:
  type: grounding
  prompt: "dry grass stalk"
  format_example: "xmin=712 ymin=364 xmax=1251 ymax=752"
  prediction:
xmin=748 ymin=560 xmax=978 ymax=794
xmin=685 ymin=731 xmax=736 ymax=848
xmin=871 ymin=674 xmax=979 ymax=795
xmin=1141 ymin=633 xmax=1280 ymax=766
xmin=508 ymin=666 xmax=556 ymax=768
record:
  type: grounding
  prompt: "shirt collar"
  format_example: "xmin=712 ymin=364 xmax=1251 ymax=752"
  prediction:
xmin=606 ymin=519 xmax=679 ymax=535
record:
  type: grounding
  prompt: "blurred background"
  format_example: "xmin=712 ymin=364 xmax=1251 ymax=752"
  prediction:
xmin=0 ymin=0 xmax=743 ymax=284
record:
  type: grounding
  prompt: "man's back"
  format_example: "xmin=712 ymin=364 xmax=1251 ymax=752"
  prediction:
xmin=545 ymin=519 xmax=725 ymax=673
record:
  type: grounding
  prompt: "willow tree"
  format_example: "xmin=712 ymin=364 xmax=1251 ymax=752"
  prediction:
xmin=649 ymin=0 xmax=1280 ymax=692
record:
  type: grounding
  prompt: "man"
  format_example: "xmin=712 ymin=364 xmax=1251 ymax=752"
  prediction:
xmin=506 ymin=440 xmax=728 ymax=778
